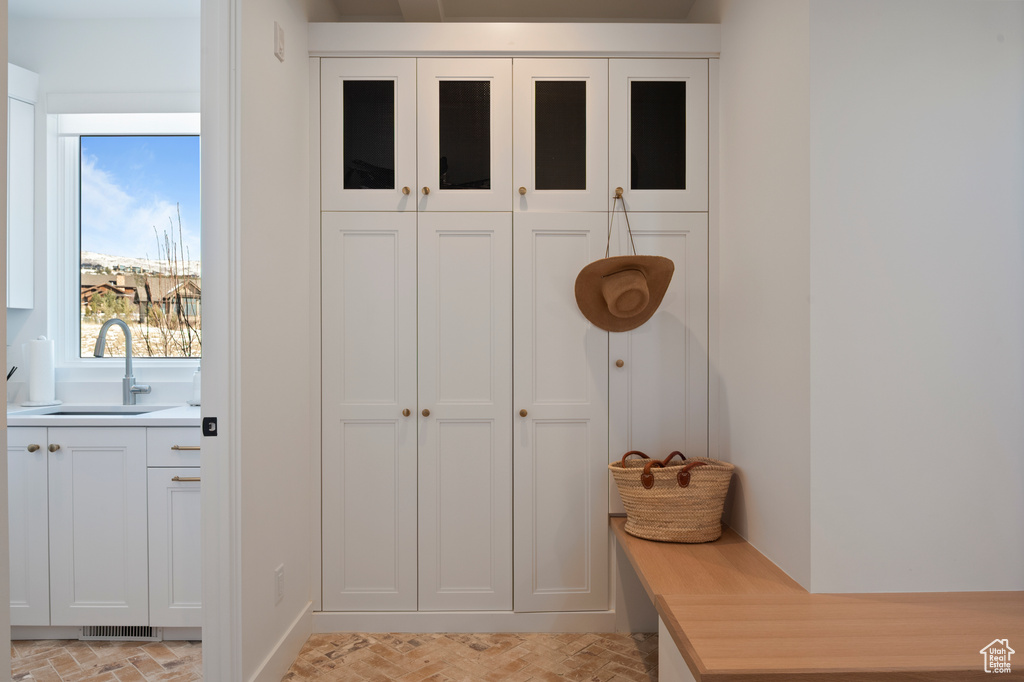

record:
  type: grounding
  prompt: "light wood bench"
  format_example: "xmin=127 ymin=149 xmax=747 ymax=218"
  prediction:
xmin=611 ymin=517 xmax=1024 ymax=681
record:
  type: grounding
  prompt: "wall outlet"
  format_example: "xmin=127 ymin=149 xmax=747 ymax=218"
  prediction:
xmin=273 ymin=21 xmax=285 ymax=62
xmin=274 ymin=564 xmax=285 ymax=604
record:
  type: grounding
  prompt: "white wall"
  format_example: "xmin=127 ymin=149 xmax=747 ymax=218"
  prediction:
xmin=237 ymin=0 xmax=313 ymax=678
xmin=5 ymin=17 xmax=199 ymax=388
xmin=808 ymin=0 xmax=1024 ymax=592
xmin=1 ymin=0 xmax=12 ymax=674
xmin=714 ymin=0 xmax=812 ymax=589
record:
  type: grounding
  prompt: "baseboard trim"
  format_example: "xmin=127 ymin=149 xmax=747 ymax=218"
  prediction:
xmin=249 ymin=601 xmax=313 ymax=682
xmin=12 ymin=626 xmax=81 ymax=640
xmin=313 ymin=610 xmax=618 ymax=633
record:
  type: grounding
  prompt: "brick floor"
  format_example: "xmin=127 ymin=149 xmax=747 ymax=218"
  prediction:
xmin=10 ymin=639 xmax=202 ymax=681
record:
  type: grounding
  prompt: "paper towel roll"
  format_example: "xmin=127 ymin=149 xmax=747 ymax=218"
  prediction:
xmin=23 ymin=336 xmax=59 ymax=405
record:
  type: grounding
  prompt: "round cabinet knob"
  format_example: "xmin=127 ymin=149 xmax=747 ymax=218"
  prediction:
xmin=518 ymin=186 xmax=527 ymax=195
xmin=615 ymin=186 xmax=624 ymax=198
xmin=422 ymin=186 xmax=430 ymax=195
xmin=520 ymin=409 xmax=528 ymax=417
xmin=616 ymin=359 xmax=625 ymax=368
xmin=422 ymin=408 xmax=430 ymax=417
xmin=402 ymin=186 xmax=411 ymax=195
xmin=402 ymin=409 xmax=411 ymax=417
xmin=27 ymin=444 xmax=40 ymax=453
xmin=48 ymin=444 xmax=61 ymax=452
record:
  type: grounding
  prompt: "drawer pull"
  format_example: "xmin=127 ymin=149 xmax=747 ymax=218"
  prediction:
xmin=171 ymin=445 xmax=201 ymax=451
xmin=172 ymin=476 xmax=201 ymax=482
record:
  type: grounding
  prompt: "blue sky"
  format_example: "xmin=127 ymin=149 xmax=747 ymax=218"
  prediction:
xmin=80 ymin=135 xmax=201 ymax=261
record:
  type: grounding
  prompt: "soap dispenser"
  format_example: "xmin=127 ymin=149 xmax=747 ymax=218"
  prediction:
xmin=190 ymin=365 xmax=201 ymax=405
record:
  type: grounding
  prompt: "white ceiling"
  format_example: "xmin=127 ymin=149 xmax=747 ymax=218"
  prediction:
xmin=9 ymin=0 xmax=692 ymax=23
xmin=8 ymin=0 xmax=199 ymax=20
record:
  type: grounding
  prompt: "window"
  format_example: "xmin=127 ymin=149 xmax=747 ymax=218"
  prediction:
xmin=56 ymin=114 xmax=201 ymax=362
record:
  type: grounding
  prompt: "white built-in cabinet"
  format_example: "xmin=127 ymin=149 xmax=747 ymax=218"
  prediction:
xmin=7 ymin=63 xmax=38 ymax=309
xmin=320 ymin=56 xmax=709 ymax=616
xmin=8 ymin=426 xmax=202 ymax=629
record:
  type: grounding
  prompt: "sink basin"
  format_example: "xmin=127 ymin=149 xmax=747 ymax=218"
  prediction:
xmin=17 ymin=405 xmax=177 ymax=416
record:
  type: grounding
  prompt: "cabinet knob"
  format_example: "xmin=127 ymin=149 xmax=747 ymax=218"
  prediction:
xmin=27 ymin=444 xmax=40 ymax=453
xmin=519 ymin=186 xmax=527 ymax=195
xmin=422 ymin=408 xmax=430 ymax=417
xmin=519 ymin=409 xmax=528 ymax=417
xmin=402 ymin=186 xmax=411 ymax=195
xmin=615 ymin=187 xmax=624 ymax=198
xmin=616 ymin=359 xmax=625 ymax=368
xmin=48 ymin=444 xmax=61 ymax=452
xmin=402 ymin=408 xmax=411 ymax=417
xmin=422 ymin=186 xmax=430 ymax=195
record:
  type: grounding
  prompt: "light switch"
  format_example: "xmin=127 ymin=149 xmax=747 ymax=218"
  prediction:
xmin=274 ymin=21 xmax=285 ymax=62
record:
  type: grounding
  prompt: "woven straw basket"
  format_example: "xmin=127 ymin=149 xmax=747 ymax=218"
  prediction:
xmin=609 ymin=451 xmax=735 ymax=543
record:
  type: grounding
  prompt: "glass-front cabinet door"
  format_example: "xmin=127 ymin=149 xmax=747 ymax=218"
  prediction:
xmin=609 ymin=59 xmax=709 ymax=212
xmin=417 ymin=58 xmax=512 ymax=212
xmin=512 ymin=59 xmax=608 ymax=212
xmin=321 ymin=58 xmax=417 ymax=211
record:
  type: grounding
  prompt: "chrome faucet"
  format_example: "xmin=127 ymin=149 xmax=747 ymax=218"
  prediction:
xmin=93 ymin=318 xmax=152 ymax=405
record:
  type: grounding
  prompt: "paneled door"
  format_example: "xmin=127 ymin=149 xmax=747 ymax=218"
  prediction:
xmin=417 ymin=59 xmax=512 ymax=212
xmin=48 ymin=427 xmax=149 ymax=626
xmin=609 ymin=59 xmax=709 ymax=212
xmin=148 ymin=468 xmax=202 ymax=627
xmin=8 ymin=427 xmax=49 ymax=626
xmin=418 ymin=213 xmax=512 ymax=611
xmin=512 ymin=59 xmax=608 ymax=212
xmin=322 ymin=211 xmax=418 ymax=611
xmin=321 ymin=58 xmax=417 ymax=211
xmin=607 ymin=213 xmax=709 ymax=513
xmin=513 ymin=212 xmax=609 ymax=612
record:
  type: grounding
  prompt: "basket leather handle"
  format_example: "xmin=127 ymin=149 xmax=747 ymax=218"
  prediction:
xmin=620 ymin=450 xmax=650 ymax=468
xmin=662 ymin=451 xmax=686 ymax=466
xmin=641 ymin=457 xmax=708 ymax=489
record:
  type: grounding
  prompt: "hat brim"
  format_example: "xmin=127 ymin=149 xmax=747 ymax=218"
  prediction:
xmin=574 ymin=255 xmax=675 ymax=332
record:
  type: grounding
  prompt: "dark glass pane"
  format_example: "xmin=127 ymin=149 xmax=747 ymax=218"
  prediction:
xmin=630 ymin=81 xmax=686 ymax=190
xmin=439 ymin=81 xmax=490 ymax=190
xmin=535 ymin=81 xmax=586 ymax=191
xmin=343 ymin=80 xmax=395 ymax=190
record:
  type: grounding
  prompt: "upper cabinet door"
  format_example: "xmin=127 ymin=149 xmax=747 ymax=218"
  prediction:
xmin=321 ymin=58 xmax=417 ymax=211
xmin=513 ymin=59 xmax=608 ymax=212
xmin=418 ymin=59 xmax=512 ymax=212
xmin=609 ymin=59 xmax=709 ymax=212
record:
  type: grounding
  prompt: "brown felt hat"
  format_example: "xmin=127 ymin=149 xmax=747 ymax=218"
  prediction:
xmin=574 ymin=255 xmax=674 ymax=332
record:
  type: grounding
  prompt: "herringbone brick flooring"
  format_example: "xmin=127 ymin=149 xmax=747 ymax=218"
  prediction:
xmin=281 ymin=632 xmax=659 ymax=682
xmin=10 ymin=639 xmax=202 ymax=681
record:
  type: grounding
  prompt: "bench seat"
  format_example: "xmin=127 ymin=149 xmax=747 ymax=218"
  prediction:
xmin=611 ymin=517 xmax=1024 ymax=681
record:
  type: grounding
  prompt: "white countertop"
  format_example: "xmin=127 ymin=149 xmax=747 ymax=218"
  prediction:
xmin=7 ymin=404 xmax=201 ymax=427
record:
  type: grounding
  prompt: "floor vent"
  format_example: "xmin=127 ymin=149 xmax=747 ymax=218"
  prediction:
xmin=80 ymin=626 xmax=162 ymax=641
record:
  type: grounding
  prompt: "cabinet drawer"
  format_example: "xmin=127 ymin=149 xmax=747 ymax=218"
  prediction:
xmin=147 ymin=428 xmax=201 ymax=467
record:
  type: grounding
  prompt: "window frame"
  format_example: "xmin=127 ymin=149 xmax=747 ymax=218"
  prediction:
xmin=53 ymin=112 xmax=201 ymax=373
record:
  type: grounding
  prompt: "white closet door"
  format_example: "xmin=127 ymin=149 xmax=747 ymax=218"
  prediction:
xmin=417 ymin=58 xmax=512 ymax=212
xmin=321 ymin=58 xmax=417 ymax=211
xmin=418 ymin=213 xmax=512 ymax=611
xmin=513 ymin=212 xmax=609 ymax=613
xmin=609 ymin=59 xmax=709 ymax=212
xmin=608 ymin=213 xmax=709 ymax=514
xmin=322 ymin=212 xmax=418 ymax=611
xmin=512 ymin=59 xmax=608 ymax=212
xmin=8 ymin=427 xmax=49 ymax=626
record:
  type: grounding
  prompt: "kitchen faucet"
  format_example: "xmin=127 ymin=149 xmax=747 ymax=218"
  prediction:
xmin=94 ymin=318 xmax=152 ymax=405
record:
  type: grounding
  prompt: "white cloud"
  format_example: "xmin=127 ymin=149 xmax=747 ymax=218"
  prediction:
xmin=80 ymin=154 xmax=200 ymax=260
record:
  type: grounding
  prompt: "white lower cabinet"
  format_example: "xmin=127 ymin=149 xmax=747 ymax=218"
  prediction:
xmin=8 ymin=427 xmax=49 ymax=626
xmin=48 ymin=427 xmax=150 ymax=626
xmin=8 ymin=425 xmax=202 ymax=630
xmin=148 ymin=468 xmax=202 ymax=628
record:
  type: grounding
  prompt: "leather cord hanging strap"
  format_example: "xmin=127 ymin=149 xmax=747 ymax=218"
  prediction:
xmin=641 ymin=455 xmax=708 ymax=489
xmin=620 ymin=450 xmax=649 ymax=467
xmin=605 ymin=193 xmax=637 ymax=259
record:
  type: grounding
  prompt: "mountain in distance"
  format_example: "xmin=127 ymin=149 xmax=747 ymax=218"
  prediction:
xmin=81 ymin=251 xmax=201 ymax=277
